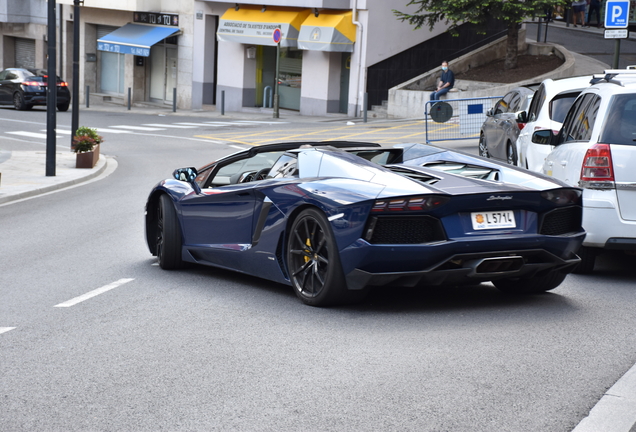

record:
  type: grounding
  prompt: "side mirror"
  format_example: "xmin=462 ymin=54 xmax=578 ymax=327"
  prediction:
xmin=486 ymin=108 xmax=494 ymax=117
xmin=173 ymin=167 xmax=198 ymax=182
xmin=531 ymin=129 xmax=555 ymax=145
xmin=516 ymin=111 xmax=527 ymax=123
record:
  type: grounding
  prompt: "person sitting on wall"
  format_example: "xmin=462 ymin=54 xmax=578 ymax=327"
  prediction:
xmin=430 ymin=61 xmax=455 ymax=101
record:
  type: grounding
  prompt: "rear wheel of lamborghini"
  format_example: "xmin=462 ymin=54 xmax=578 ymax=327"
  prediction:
xmin=287 ymin=208 xmax=358 ymax=306
xmin=156 ymin=194 xmax=184 ymax=269
xmin=493 ymin=270 xmax=567 ymax=294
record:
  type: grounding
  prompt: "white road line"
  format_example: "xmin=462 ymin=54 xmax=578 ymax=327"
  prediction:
xmin=54 ymin=278 xmax=135 ymax=308
xmin=203 ymin=121 xmax=239 ymax=125
xmin=110 ymin=125 xmax=166 ymax=131
xmin=234 ymin=121 xmax=289 ymax=124
xmin=0 ymin=327 xmax=16 ymax=335
xmin=143 ymin=123 xmax=197 ymax=129
xmin=6 ymin=131 xmax=62 ymax=139
xmin=38 ymin=129 xmax=72 ymax=135
xmin=572 ymin=362 xmax=636 ymax=432
xmin=93 ymin=127 xmax=133 ymax=134
xmin=174 ymin=122 xmax=225 ymax=127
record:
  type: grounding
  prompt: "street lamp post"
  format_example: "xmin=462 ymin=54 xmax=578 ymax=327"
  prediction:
xmin=46 ymin=0 xmax=57 ymax=176
xmin=71 ymin=0 xmax=82 ymax=148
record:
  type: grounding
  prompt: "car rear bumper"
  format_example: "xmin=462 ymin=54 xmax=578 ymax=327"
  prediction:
xmin=582 ymin=202 xmax=636 ymax=248
xmin=24 ymin=91 xmax=71 ymax=105
xmin=341 ymin=233 xmax=585 ymax=290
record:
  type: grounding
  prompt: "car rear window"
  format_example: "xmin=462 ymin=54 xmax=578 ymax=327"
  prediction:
xmin=600 ymin=94 xmax=636 ymax=146
xmin=550 ymin=92 xmax=579 ymax=123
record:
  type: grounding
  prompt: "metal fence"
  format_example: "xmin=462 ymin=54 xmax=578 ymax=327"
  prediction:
xmin=424 ymin=96 xmax=502 ymax=144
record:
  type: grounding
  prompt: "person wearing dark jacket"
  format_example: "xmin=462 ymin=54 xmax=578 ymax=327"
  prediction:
xmin=430 ymin=61 xmax=455 ymax=101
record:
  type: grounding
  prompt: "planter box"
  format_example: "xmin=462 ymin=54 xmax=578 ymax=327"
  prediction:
xmin=75 ymin=144 xmax=100 ymax=169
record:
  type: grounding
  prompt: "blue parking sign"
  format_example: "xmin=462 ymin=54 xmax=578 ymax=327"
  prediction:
xmin=605 ymin=0 xmax=630 ymax=28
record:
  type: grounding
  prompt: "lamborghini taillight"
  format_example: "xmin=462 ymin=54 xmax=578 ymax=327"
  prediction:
xmin=579 ymin=143 xmax=615 ymax=189
xmin=371 ymin=195 xmax=450 ymax=213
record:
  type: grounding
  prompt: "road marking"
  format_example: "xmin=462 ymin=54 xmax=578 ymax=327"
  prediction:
xmin=174 ymin=122 xmax=225 ymax=127
xmin=204 ymin=121 xmax=241 ymax=125
xmin=93 ymin=127 xmax=133 ymax=134
xmin=143 ymin=123 xmax=197 ymax=128
xmin=6 ymin=131 xmax=62 ymax=139
xmin=0 ymin=327 xmax=16 ymax=335
xmin=110 ymin=125 xmax=166 ymax=131
xmin=54 ymin=278 xmax=135 ymax=308
xmin=234 ymin=120 xmax=289 ymax=124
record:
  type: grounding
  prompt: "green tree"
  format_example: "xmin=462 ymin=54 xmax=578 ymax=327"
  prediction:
xmin=394 ymin=0 xmax=566 ymax=70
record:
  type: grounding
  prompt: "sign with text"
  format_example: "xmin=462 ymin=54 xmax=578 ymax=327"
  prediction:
xmin=605 ymin=29 xmax=629 ymax=38
xmin=605 ymin=0 xmax=630 ymax=28
xmin=134 ymin=12 xmax=179 ymax=27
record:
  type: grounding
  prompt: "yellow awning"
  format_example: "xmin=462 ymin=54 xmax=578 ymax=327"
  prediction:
xmin=297 ymin=11 xmax=356 ymax=52
xmin=217 ymin=6 xmax=310 ymax=47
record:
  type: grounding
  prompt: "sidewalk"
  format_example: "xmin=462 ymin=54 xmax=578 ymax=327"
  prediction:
xmin=0 ymin=26 xmax=618 ymax=206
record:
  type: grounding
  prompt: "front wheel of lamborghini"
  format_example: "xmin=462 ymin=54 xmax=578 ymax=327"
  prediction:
xmin=156 ymin=194 xmax=185 ymax=269
xmin=286 ymin=208 xmax=361 ymax=306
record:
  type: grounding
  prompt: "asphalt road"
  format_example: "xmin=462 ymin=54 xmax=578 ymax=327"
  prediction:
xmin=1 ymin=108 xmax=636 ymax=431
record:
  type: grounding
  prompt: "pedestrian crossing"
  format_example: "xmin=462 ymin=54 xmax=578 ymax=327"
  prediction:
xmin=2 ymin=120 xmax=289 ymax=141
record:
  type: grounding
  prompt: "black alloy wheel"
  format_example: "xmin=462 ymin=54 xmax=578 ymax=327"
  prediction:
xmin=13 ymin=92 xmax=30 ymax=110
xmin=287 ymin=208 xmax=348 ymax=306
xmin=156 ymin=194 xmax=185 ymax=269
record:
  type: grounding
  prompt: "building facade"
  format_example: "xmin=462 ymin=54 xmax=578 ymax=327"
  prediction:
xmin=55 ymin=0 xmax=194 ymax=108
xmin=2 ymin=1 xmax=504 ymax=116
xmin=0 ymin=0 xmax=49 ymax=71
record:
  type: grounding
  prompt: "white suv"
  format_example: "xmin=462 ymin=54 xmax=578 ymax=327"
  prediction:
xmin=517 ymin=75 xmax=592 ymax=172
xmin=537 ymin=69 xmax=636 ymax=272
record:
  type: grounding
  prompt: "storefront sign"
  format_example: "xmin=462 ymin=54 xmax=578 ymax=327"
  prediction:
xmin=134 ymin=12 xmax=179 ymax=27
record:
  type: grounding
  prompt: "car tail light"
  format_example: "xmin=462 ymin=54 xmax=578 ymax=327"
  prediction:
xmin=541 ymin=188 xmax=582 ymax=206
xmin=517 ymin=122 xmax=526 ymax=130
xmin=371 ymin=195 xmax=450 ymax=213
xmin=579 ymin=143 xmax=615 ymax=189
xmin=22 ymin=80 xmax=41 ymax=87
xmin=58 ymin=81 xmax=68 ymax=87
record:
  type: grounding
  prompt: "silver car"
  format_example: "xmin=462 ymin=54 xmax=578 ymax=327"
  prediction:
xmin=479 ymin=86 xmax=535 ymax=165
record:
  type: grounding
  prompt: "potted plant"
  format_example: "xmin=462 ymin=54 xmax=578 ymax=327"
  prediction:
xmin=73 ymin=126 xmax=103 ymax=169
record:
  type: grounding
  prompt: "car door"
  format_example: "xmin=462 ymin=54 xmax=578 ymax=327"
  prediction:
xmin=518 ymin=84 xmax=546 ymax=168
xmin=544 ymin=94 xmax=600 ymax=184
xmin=0 ymin=70 xmax=13 ymax=103
xmin=485 ymin=92 xmax=514 ymax=160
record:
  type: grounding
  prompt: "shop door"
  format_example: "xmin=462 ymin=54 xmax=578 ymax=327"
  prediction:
xmin=150 ymin=45 xmax=178 ymax=103
xmin=15 ymin=38 xmax=36 ymax=68
xmin=339 ymin=53 xmax=351 ymax=114
xmin=278 ymin=48 xmax=302 ymax=111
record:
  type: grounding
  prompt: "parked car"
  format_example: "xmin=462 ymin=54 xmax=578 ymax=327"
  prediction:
xmin=478 ymin=86 xmax=535 ymax=165
xmin=0 ymin=68 xmax=71 ymax=111
xmin=538 ymin=69 xmax=636 ymax=273
xmin=517 ymin=75 xmax=592 ymax=172
xmin=145 ymin=141 xmax=585 ymax=306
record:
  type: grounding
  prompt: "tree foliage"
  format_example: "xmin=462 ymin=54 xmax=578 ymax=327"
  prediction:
xmin=394 ymin=0 xmax=567 ymax=70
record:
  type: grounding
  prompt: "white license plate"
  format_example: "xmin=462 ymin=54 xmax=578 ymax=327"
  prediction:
xmin=471 ymin=210 xmax=516 ymax=230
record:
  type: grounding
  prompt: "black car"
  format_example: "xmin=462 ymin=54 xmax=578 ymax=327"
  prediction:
xmin=0 ymin=68 xmax=71 ymax=111
xmin=479 ymin=86 xmax=535 ymax=165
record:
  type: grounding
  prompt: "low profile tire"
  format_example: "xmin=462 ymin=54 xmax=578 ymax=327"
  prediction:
xmin=156 ymin=194 xmax=185 ymax=269
xmin=573 ymin=246 xmax=598 ymax=274
xmin=479 ymin=133 xmax=489 ymax=158
xmin=13 ymin=92 xmax=28 ymax=111
xmin=57 ymin=102 xmax=70 ymax=112
xmin=493 ymin=270 xmax=567 ymax=294
xmin=507 ymin=142 xmax=518 ymax=166
xmin=287 ymin=208 xmax=364 ymax=306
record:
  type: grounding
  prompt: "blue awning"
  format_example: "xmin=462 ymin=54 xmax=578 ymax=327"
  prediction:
xmin=97 ymin=23 xmax=180 ymax=57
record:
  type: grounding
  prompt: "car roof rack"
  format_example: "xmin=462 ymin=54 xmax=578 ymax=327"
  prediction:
xmin=590 ymin=69 xmax=636 ymax=86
